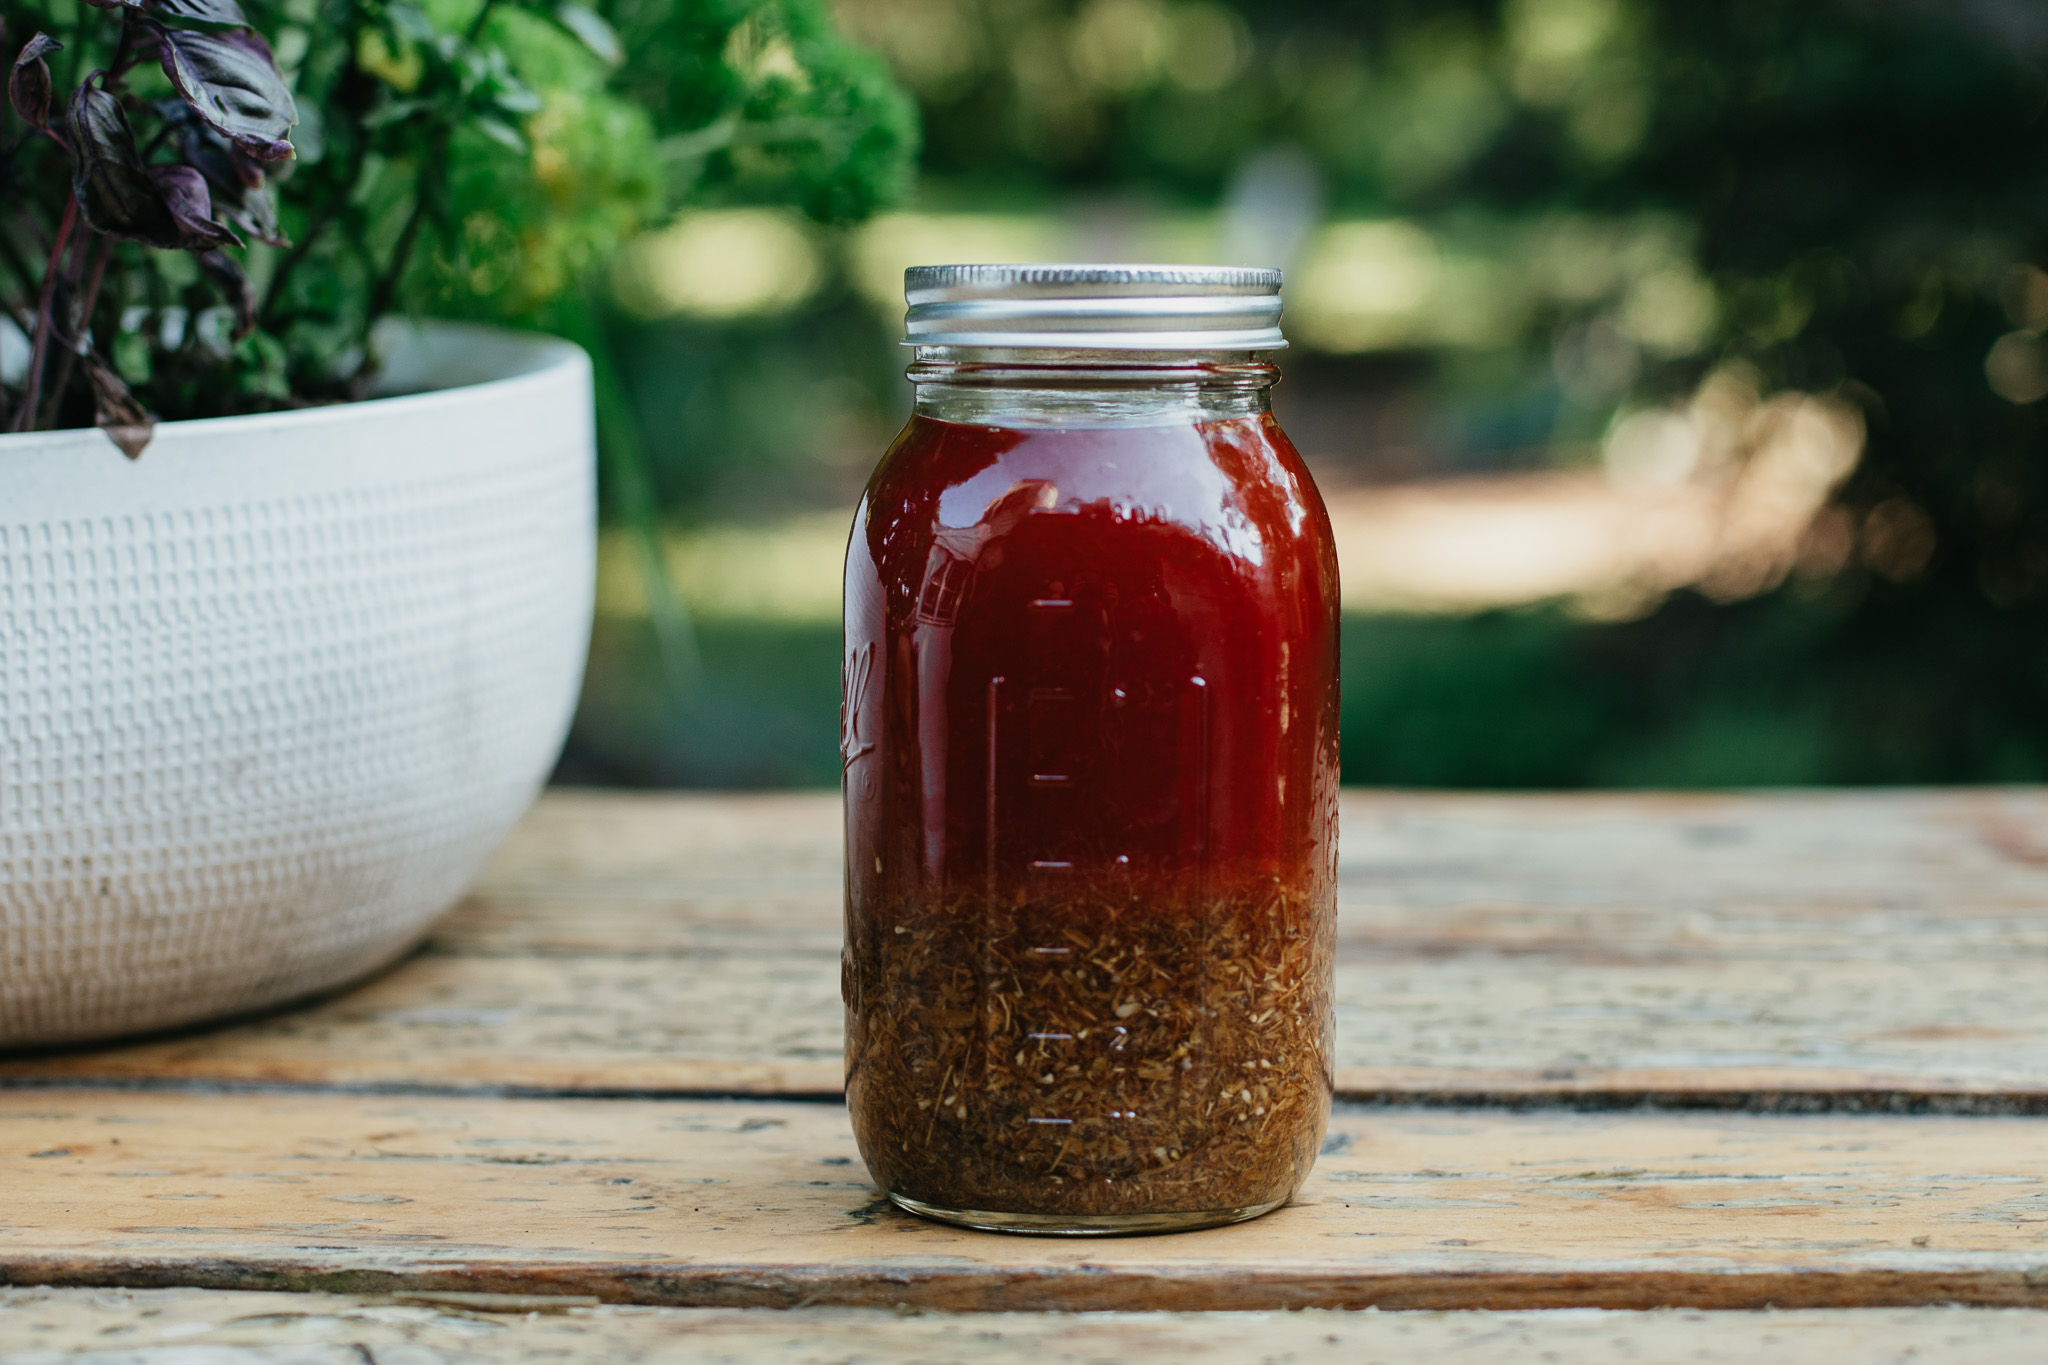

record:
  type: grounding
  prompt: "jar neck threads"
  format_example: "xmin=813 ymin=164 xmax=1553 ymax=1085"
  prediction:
xmin=908 ymin=349 xmax=1277 ymax=428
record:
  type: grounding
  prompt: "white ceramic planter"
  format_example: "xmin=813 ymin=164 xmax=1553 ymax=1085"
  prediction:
xmin=0 ymin=322 xmax=595 ymax=1045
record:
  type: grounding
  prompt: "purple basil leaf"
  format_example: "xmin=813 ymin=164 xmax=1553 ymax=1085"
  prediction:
xmin=173 ymin=113 xmax=285 ymax=244
xmin=226 ymin=141 xmax=264 ymax=188
xmin=66 ymin=83 xmax=179 ymax=243
xmin=156 ymin=26 xmax=295 ymax=161
xmin=85 ymin=353 xmax=154 ymax=459
xmin=222 ymin=181 xmax=282 ymax=245
xmin=9 ymin=32 xmax=60 ymax=131
xmin=149 ymin=0 xmax=251 ymax=27
xmin=197 ymin=248 xmax=255 ymax=338
xmin=168 ymin=98 xmax=231 ymax=171
xmin=66 ymin=83 xmax=236 ymax=249
xmin=84 ymin=0 xmax=248 ymax=24
xmin=152 ymin=163 xmax=243 ymax=248
xmin=222 ymin=141 xmax=283 ymax=242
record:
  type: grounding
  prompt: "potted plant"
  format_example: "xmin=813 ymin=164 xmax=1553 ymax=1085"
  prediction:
xmin=0 ymin=0 xmax=912 ymax=1044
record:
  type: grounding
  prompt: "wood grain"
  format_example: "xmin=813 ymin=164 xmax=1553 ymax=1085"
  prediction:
xmin=8 ymin=788 xmax=2048 ymax=1105
xmin=9 ymin=1089 xmax=2048 ymax=1311
xmin=8 ymin=1289 xmax=2048 ymax=1365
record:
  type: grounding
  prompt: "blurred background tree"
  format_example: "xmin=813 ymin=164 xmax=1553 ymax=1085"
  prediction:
xmin=554 ymin=0 xmax=2048 ymax=789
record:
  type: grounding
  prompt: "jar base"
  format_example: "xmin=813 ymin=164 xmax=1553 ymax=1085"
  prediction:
xmin=884 ymin=1190 xmax=1289 ymax=1236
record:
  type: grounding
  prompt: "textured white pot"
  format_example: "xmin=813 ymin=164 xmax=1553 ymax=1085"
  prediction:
xmin=0 ymin=321 xmax=595 ymax=1045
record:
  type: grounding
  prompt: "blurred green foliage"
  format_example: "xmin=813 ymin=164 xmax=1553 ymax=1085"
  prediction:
xmin=607 ymin=291 xmax=897 ymax=517
xmin=0 ymin=0 xmax=915 ymax=423
xmin=267 ymin=0 xmax=915 ymax=377
xmin=565 ymin=0 xmax=2048 ymax=787
xmin=839 ymin=0 xmax=2048 ymax=596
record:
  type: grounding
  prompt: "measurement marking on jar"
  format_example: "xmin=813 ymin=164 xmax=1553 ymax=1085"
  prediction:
xmin=1029 ymin=598 xmax=1073 ymax=609
xmin=1028 ymin=773 xmax=1071 ymax=787
xmin=1027 ymin=1032 xmax=1074 ymax=1042
xmin=1029 ymin=860 xmax=1073 ymax=870
xmin=1026 ymin=1117 xmax=1074 ymax=1127
xmin=985 ymin=674 xmax=1004 ymax=909
xmin=1028 ymin=946 xmax=1071 ymax=956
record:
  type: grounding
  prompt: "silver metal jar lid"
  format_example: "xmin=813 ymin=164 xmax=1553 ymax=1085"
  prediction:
xmin=902 ymin=264 xmax=1286 ymax=351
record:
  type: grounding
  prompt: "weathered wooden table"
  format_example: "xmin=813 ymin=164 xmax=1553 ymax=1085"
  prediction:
xmin=7 ymin=788 xmax=2048 ymax=1361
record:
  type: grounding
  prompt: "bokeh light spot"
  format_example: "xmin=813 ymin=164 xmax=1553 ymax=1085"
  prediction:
xmin=1986 ymin=331 xmax=2048 ymax=405
xmin=610 ymin=210 xmax=822 ymax=320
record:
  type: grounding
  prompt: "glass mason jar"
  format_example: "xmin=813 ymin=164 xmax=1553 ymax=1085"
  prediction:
xmin=841 ymin=265 xmax=1339 ymax=1235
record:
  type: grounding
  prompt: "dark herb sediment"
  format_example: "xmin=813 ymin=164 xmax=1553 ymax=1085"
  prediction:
xmin=846 ymin=882 xmax=1333 ymax=1218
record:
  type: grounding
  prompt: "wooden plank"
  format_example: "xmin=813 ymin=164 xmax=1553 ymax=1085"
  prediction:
xmin=7 ymin=789 xmax=2048 ymax=1103
xmin=10 ymin=1090 xmax=2048 ymax=1311
xmin=8 ymin=1289 xmax=2048 ymax=1364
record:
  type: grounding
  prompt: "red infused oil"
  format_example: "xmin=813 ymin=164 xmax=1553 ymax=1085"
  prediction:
xmin=843 ymin=266 xmax=1337 ymax=1234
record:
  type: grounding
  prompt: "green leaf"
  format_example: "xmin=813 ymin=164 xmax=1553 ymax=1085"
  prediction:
xmin=361 ymin=98 xmax=423 ymax=128
xmin=386 ymin=5 xmax=437 ymax=45
xmin=554 ymin=4 xmax=621 ymax=66
xmin=472 ymin=114 xmax=528 ymax=153
xmin=492 ymin=82 xmax=545 ymax=115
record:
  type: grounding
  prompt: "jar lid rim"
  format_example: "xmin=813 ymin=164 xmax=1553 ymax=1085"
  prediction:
xmin=903 ymin=263 xmax=1287 ymax=350
xmin=907 ymin=263 xmax=1281 ymax=296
